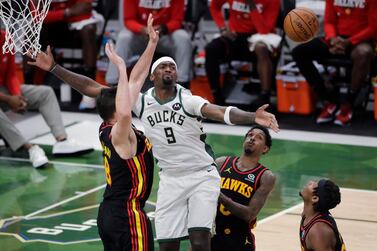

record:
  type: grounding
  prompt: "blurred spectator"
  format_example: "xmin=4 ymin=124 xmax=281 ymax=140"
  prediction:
xmin=25 ymin=0 xmax=101 ymax=110
xmin=205 ymin=0 xmax=281 ymax=105
xmin=292 ymin=0 xmax=377 ymax=126
xmin=105 ymin=0 xmax=192 ymax=88
xmin=0 ymin=31 xmax=93 ymax=168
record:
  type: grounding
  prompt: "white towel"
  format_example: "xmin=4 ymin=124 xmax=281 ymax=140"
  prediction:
xmin=69 ymin=10 xmax=105 ymax=35
xmin=248 ymin=33 xmax=282 ymax=52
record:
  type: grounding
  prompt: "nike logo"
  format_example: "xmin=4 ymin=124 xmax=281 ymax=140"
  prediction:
xmin=147 ymin=101 xmax=155 ymax=105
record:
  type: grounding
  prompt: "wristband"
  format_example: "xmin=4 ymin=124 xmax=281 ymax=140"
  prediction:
xmin=224 ymin=106 xmax=235 ymax=125
xmin=49 ymin=63 xmax=58 ymax=72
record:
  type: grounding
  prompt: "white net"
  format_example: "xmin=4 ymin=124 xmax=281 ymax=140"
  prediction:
xmin=0 ymin=0 xmax=52 ymax=57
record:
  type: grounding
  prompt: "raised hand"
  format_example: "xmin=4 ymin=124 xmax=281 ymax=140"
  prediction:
xmin=105 ymin=42 xmax=126 ymax=71
xmin=147 ymin=13 xmax=159 ymax=43
xmin=27 ymin=45 xmax=55 ymax=72
xmin=255 ymin=104 xmax=279 ymax=132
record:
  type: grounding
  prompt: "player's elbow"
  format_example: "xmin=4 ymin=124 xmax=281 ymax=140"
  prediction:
xmin=245 ymin=211 xmax=257 ymax=224
xmin=118 ymin=110 xmax=132 ymax=119
xmin=247 ymin=215 xmax=256 ymax=224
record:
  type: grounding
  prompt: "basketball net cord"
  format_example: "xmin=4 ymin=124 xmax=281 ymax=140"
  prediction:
xmin=0 ymin=0 xmax=52 ymax=57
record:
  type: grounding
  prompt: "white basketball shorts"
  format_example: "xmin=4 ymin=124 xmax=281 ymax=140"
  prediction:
xmin=155 ymin=165 xmax=221 ymax=241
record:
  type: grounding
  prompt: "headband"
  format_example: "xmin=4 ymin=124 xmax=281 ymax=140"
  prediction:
xmin=150 ymin=56 xmax=177 ymax=74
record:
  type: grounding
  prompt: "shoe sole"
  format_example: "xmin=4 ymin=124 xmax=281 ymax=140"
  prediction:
xmin=316 ymin=117 xmax=334 ymax=124
xmin=33 ymin=159 xmax=49 ymax=169
xmin=334 ymin=120 xmax=351 ymax=127
xmin=53 ymin=148 xmax=94 ymax=157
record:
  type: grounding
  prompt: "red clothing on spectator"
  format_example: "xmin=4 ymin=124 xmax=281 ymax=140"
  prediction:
xmin=44 ymin=0 xmax=92 ymax=23
xmin=0 ymin=31 xmax=21 ymax=95
xmin=324 ymin=0 xmax=376 ymax=45
xmin=210 ymin=0 xmax=280 ymax=34
xmin=124 ymin=0 xmax=184 ymax=34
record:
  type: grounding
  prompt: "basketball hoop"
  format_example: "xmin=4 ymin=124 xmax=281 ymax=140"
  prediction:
xmin=0 ymin=0 xmax=52 ymax=57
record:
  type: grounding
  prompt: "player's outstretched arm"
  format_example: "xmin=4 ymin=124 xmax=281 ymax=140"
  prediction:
xmin=105 ymin=42 xmax=136 ymax=159
xmin=219 ymin=170 xmax=276 ymax=223
xmin=128 ymin=14 xmax=159 ymax=107
xmin=201 ymin=103 xmax=279 ymax=132
xmin=28 ymin=46 xmax=104 ymax=98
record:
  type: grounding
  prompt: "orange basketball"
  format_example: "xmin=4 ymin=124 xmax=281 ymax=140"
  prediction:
xmin=283 ymin=8 xmax=319 ymax=43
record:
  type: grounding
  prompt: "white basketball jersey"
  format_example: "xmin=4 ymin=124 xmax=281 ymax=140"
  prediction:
xmin=133 ymin=85 xmax=215 ymax=172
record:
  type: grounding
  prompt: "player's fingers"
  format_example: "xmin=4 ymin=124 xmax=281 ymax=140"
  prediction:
xmin=271 ymin=124 xmax=280 ymax=133
xmin=47 ymin=45 xmax=53 ymax=56
xmin=26 ymin=51 xmax=34 ymax=59
xmin=268 ymin=119 xmax=279 ymax=132
xmin=147 ymin=13 xmax=153 ymax=26
xmin=20 ymin=96 xmax=27 ymax=102
xmin=257 ymin=104 xmax=269 ymax=111
xmin=105 ymin=42 xmax=111 ymax=57
xmin=270 ymin=114 xmax=277 ymax=122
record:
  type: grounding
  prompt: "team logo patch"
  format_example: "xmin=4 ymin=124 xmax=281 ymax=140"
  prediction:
xmin=172 ymin=103 xmax=181 ymax=110
xmin=245 ymin=174 xmax=255 ymax=182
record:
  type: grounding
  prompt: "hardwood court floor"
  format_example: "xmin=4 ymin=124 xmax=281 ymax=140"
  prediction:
xmin=255 ymin=188 xmax=377 ymax=251
xmin=0 ymin=114 xmax=376 ymax=250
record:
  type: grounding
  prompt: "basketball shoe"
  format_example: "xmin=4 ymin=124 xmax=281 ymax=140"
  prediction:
xmin=316 ymin=103 xmax=337 ymax=124
xmin=334 ymin=104 xmax=352 ymax=126
xmin=53 ymin=139 xmax=93 ymax=156
xmin=79 ymin=95 xmax=96 ymax=110
xmin=28 ymin=145 xmax=48 ymax=168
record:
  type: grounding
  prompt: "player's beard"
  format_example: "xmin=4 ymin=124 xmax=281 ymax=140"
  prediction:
xmin=244 ymin=148 xmax=253 ymax=155
xmin=162 ymin=76 xmax=174 ymax=86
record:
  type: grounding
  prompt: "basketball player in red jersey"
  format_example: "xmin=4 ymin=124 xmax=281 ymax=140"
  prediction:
xmin=205 ymin=0 xmax=281 ymax=106
xmin=292 ymin=0 xmax=377 ymax=126
xmin=212 ymin=125 xmax=276 ymax=251
xmin=299 ymin=179 xmax=346 ymax=251
xmin=31 ymin=0 xmax=98 ymax=109
xmin=105 ymin=0 xmax=192 ymax=89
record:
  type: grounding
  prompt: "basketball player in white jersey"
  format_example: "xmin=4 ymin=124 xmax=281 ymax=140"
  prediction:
xmin=29 ymin=32 xmax=279 ymax=251
xmin=133 ymin=58 xmax=278 ymax=251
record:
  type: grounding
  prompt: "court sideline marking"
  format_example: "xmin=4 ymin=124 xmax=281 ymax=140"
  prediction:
xmin=0 ymin=156 xmax=103 ymax=169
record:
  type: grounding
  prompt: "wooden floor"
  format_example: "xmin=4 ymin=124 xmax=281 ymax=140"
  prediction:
xmin=1 ymin=114 xmax=376 ymax=250
xmin=254 ymin=188 xmax=377 ymax=251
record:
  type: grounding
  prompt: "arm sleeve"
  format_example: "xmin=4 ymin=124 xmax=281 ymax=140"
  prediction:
xmin=348 ymin=2 xmax=376 ymax=45
xmin=324 ymin=0 xmax=338 ymax=41
xmin=124 ymin=0 xmax=144 ymax=33
xmin=5 ymin=54 xmax=21 ymax=95
xmin=182 ymin=93 xmax=209 ymax=117
xmin=250 ymin=0 xmax=280 ymax=34
xmin=165 ymin=0 xmax=184 ymax=33
xmin=132 ymin=93 xmax=143 ymax=118
xmin=210 ymin=0 xmax=227 ymax=29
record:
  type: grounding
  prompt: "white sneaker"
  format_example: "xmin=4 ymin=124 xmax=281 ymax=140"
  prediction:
xmin=53 ymin=139 xmax=94 ymax=156
xmin=79 ymin=95 xmax=96 ymax=110
xmin=28 ymin=145 xmax=48 ymax=168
